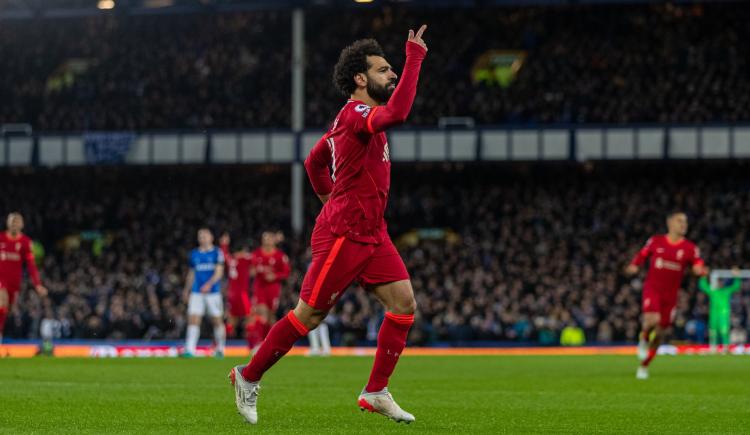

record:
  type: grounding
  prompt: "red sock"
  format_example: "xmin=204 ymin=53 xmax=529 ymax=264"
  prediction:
xmin=0 ymin=307 xmax=7 ymax=335
xmin=241 ymin=312 xmax=308 ymax=382
xmin=259 ymin=319 xmax=271 ymax=340
xmin=642 ymin=348 xmax=657 ymax=367
xmin=365 ymin=312 xmax=414 ymax=393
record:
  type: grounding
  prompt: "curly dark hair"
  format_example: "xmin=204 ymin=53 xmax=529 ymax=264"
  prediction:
xmin=333 ymin=38 xmax=385 ymax=97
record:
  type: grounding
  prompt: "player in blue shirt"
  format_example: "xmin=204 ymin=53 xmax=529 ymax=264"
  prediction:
xmin=182 ymin=228 xmax=225 ymax=357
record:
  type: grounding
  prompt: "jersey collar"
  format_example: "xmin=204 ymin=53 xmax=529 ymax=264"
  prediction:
xmin=4 ymin=231 xmax=22 ymax=241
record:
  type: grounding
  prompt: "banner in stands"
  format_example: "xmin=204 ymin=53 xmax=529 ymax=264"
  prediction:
xmin=84 ymin=132 xmax=135 ymax=164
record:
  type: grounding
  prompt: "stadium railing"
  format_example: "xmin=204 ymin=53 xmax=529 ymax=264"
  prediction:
xmin=2 ymin=124 xmax=750 ymax=166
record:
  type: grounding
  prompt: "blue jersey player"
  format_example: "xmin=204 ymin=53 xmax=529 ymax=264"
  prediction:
xmin=182 ymin=228 xmax=226 ymax=357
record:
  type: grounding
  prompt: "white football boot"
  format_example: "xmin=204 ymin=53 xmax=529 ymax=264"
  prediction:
xmin=636 ymin=366 xmax=649 ymax=380
xmin=637 ymin=339 xmax=649 ymax=362
xmin=229 ymin=365 xmax=260 ymax=424
xmin=358 ymin=388 xmax=415 ymax=424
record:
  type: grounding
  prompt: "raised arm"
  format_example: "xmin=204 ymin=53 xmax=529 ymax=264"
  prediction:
xmin=727 ymin=278 xmax=742 ymax=294
xmin=365 ymin=26 xmax=428 ymax=134
xmin=698 ymin=276 xmax=711 ymax=294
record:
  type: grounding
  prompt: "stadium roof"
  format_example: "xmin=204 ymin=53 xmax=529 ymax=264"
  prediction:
xmin=0 ymin=0 xmax=741 ymax=20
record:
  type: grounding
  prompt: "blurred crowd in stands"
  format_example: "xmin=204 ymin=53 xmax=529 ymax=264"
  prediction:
xmin=1 ymin=2 xmax=748 ymax=130
xmin=2 ymin=161 xmax=749 ymax=346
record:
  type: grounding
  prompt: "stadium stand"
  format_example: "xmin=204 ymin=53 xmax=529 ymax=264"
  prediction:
xmin=3 ymin=162 xmax=749 ymax=345
xmin=0 ymin=3 xmax=748 ymax=130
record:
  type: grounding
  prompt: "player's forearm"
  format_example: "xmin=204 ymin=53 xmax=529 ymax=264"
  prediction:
xmin=369 ymin=41 xmax=427 ymax=132
xmin=207 ymin=266 xmax=224 ymax=286
xmin=184 ymin=272 xmax=194 ymax=293
xmin=27 ymin=262 xmax=42 ymax=287
xmin=629 ymin=254 xmax=645 ymax=267
xmin=698 ymin=276 xmax=710 ymax=293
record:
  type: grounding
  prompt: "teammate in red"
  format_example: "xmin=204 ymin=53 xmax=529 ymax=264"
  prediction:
xmin=229 ymin=25 xmax=428 ymax=425
xmin=245 ymin=231 xmax=290 ymax=349
xmin=625 ymin=211 xmax=707 ymax=379
xmin=0 ymin=212 xmax=47 ymax=343
xmin=219 ymin=233 xmax=254 ymax=340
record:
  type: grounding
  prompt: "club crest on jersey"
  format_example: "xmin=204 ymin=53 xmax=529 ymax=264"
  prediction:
xmin=354 ymin=104 xmax=371 ymax=118
xmin=676 ymin=249 xmax=684 ymax=260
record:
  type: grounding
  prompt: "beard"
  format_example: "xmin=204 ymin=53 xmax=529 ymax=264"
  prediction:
xmin=367 ymin=78 xmax=396 ymax=104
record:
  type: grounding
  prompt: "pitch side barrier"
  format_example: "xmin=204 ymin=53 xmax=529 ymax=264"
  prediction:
xmin=2 ymin=340 xmax=749 ymax=358
xmin=3 ymin=124 xmax=750 ymax=167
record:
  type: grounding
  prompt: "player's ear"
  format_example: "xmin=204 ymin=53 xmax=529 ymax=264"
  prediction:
xmin=354 ymin=72 xmax=367 ymax=88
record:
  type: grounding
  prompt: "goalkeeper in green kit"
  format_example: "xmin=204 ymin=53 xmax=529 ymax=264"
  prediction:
xmin=698 ymin=268 xmax=742 ymax=353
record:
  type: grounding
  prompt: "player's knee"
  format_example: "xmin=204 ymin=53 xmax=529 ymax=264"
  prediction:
xmin=292 ymin=302 xmax=327 ymax=330
xmin=295 ymin=310 xmax=325 ymax=330
xmin=391 ymin=296 xmax=416 ymax=315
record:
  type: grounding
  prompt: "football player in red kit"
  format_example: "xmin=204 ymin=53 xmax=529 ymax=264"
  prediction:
xmin=0 ymin=213 xmax=47 ymax=343
xmin=229 ymin=26 xmax=428 ymax=425
xmin=219 ymin=233 xmax=254 ymax=339
xmin=245 ymin=231 xmax=290 ymax=349
xmin=625 ymin=211 xmax=707 ymax=379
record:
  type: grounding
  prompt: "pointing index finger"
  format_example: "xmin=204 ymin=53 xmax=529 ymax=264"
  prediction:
xmin=415 ymin=24 xmax=427 ymax=39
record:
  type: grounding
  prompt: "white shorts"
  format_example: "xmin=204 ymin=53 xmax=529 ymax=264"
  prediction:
xmin=187 ymin=293 xmax=223 ymax=318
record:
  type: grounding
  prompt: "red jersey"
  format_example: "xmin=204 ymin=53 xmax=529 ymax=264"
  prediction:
xmin=250 ymin=247 xmax=290 ymax=292
xmin=629 ymin=235 xmax=704 ymax=295
xmin=305 ymin=41 xmax=427 ymax=244
xmin=219 ymin=242 xmax=253 ymax=296
xmin=0 ymin=231 xmax=41 ymax=290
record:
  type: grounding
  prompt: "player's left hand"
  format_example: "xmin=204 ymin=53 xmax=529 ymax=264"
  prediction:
xmin=693 ymin=264 xmax=709 ymax=276
xmin=265 ymin=272 xmax=276 ymax=282
xmin=200 ymin=283 xmax=211 ymax=293
xmin=35 ymin=285 xmax=48 ymax=298
xmin=407 ymin=24 xmax=428 ymax=51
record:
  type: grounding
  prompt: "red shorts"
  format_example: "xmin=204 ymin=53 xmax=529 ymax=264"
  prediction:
xmin=642 ymin=286 xmax=677 ymax=328
xmin=253 ymin=286 xmax=281 ymax=312
xmin=228 ymin=289 xmax=251 ymax=317
xmin=300 ymin=222 xmax=410 ymax=311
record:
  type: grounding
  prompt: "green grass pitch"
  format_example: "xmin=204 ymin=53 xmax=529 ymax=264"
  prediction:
xmin=1 ymin=355 xmax=749 ymax=433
